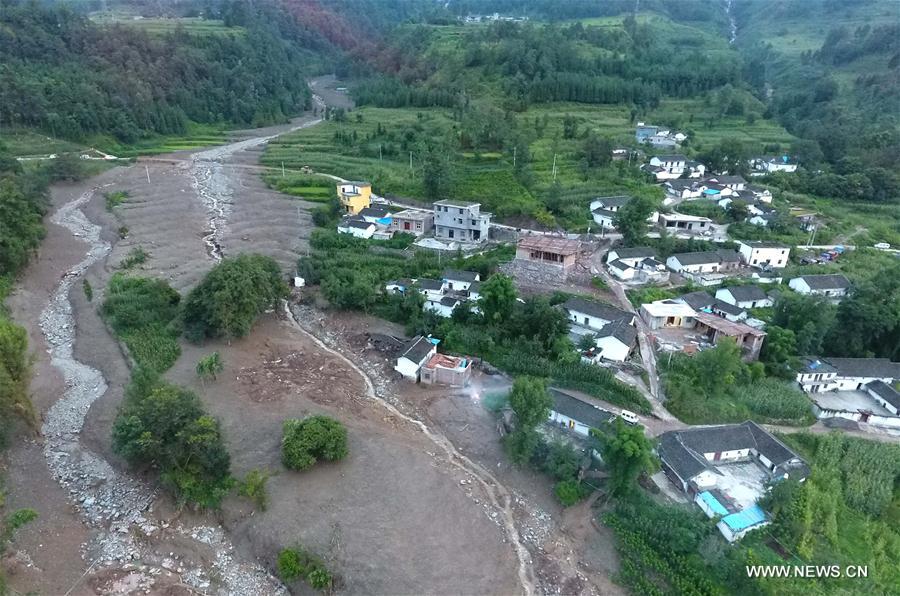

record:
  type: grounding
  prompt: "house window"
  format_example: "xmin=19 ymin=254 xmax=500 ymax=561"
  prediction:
xmin=448 ymin=229 xmax=455 ymax=239
xmin=584 ymin=316 xmax=589 ymax=325
xmin=458 ymin=208 xmax=463 ymax=214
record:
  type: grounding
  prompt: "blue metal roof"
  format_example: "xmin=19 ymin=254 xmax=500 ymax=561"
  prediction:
xmin=703 ymin=188 xmax=720 ymax=195
xmin=721 ymin=505 xmax=767 ymax=531
xmin=698 ymin=491 xmax=729 ymax=517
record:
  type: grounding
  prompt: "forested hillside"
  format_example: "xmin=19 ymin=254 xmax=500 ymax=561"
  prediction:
xmin=0 ymin=0 xmax=334 ymax=146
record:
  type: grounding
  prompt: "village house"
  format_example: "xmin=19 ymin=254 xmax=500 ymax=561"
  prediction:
xmin=425 ymin=295 xmax=461 ymax=318
xmin=337 ymin=181 xmax=372 ymax=214
xmin=515 ymin=236 xmax=581 ymax=273
xmin=420 ymin=353 xmax=473 ymax=387
xmin=547 ymin=390 xmax=614 ymax=437
xmin=562 ymin=297 xmax=634 ymax=332
xmin=715 ymin=286 xmax=773 ymax=309
xmin=606 ymin=246 xmax=657 ymax=266
xmin=433 ymin=199 xmax=491 ymax=243
xmin=358 ymin=205 xmax=391 ymax=224
xmin=788 ymin=274 xmax=851 ymax=300
xmin=658 ymin=422 xmax=808 ymax=542
xmin=797 ymin=357 xmax=900 ymax=428
xmin=394 ymin=335 xmax=438 ymax=380
xmin=705 ymin=175 xmax=747 ymax=192
xmin=664 ymin=179 xmax=704 ymax=200
xmin=579 ymin=319 xmax=638 ymax=363
xmin=635 ymin=123 xmax=684 ymax=148
xmin=414 ymin=278 xmax=446 ymax=301
xmin=388 ymin=209 xmax=434 ymax=236
xmin=747 ymin=185 xmax=774 ymax=203
xmin=656 ymin=212 xmax=712 ymax=233
xmin=607 ymin=256 xmax=667 ymax=283
xmin=639 ymin=300 xmax=697 ymax=330
xmin=691 ymin=311 xmax=767 ymax=360
xmin=748 ymin=212 xmax=778 ymax=227
xmin=336 ymin=216 xmax=376 ymax=239
xmin=442 ymin=270 xmax=480 ymax=292
xmin=645 ymin=154 xmax=688 ymax=180
xmin=590 ymin=196 xmax=631 ymax=230
xmin=750 ymin=155 xmax=798 ymax=174
xmin=736 ymin=240 xmax=791 ymax=269
xmin=665 ymin=250 xmax=742 ymax=275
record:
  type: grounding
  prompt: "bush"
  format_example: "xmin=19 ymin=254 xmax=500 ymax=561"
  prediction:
xmin=182 ymin=254 xmax=288 ymax=341
xmin=105 ymin=190 xmax=129 ymax=211
xmin=112 ymin=374 xmax=232 ymax=508
xmin=119 ymin=246 xmax=148 ymax=269
xmin=277 ymin=546 xmax=333 ymax=591
xmin=277 ymin=548 xmax=305 ymax=582
xmin=196 ymin=352 xmax=224 ymax=382
xmin=281 ymin=416 xmax=349 ymax=471
xmin=238 ymin=468 xmax=270 ymax=511
xmin=82 ymin=279 xmax=93 ymax=301
xmin=554 ymin=479 xmax=589 ymax=506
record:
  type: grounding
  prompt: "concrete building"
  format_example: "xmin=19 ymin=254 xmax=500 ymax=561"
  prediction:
xmin=442 ymin=270 xmax=480 ymax=292
xmin=736 ymin=240 xmax=791 ymax=269
xmin=562 ymin=297 xmax=634 ymax=332
xmin=657 ymin=212 xmax=712 ymax=233
xmin=388 ymin=209 xmax=434 ymax=236
xmin=420 ymin=353 xmax=473 ymax=387
xmin=433 ymin=200 xmax=491 ymax=243
xmin=515 ymin=236 xmax=581 ymax=272
xmin=639 ymin=300 xmax=697 ymax=330
xmin=666 ymin=250 xmax=741 ymax=274
xmin=337 ymin=181 xmax=372 ymax=214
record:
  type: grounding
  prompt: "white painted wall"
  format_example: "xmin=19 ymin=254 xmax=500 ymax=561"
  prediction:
xmin=595 ymin=336 xmax=631 ymax=362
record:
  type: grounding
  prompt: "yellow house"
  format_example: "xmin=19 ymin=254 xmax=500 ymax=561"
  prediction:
xmin=337 ymin=181 xmax=372 ymax=214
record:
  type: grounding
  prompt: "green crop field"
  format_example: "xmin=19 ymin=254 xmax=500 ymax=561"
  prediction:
xmin=90 ymin=13 xmax=244 ymax=37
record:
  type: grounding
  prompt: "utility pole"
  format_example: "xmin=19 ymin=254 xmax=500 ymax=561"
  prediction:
xmin=512 ymin=146 xmax=517 ymax=168
xmin=379 ymin=144 xmax=383 ymax=161
xmin=551 ymin=153 xmax=558 ymax=181
xmin=409 ymin=151 xmax=413 ymax=171
xmin=281 ymin=161 xmax=285 ymax=177
xmin=145 ymin=165 xmax=151 ymax=184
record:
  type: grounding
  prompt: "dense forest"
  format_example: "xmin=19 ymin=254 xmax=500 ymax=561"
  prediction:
xmin=0 ymin=0 xmax=333 ymax=144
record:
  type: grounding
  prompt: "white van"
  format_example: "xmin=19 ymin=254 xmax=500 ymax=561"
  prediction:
xmin=620 ymin=410 xmax=640 ymax=425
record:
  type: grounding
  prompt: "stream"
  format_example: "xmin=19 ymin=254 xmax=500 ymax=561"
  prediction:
xmin=724 ymin=0 xmax=737 ymax=44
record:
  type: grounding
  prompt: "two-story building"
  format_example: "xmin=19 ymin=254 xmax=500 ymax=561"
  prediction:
xmin=736 ymin=240 xmax=791 ymax=269
xmin=337 ymin=181 xmax=372 ymax=214
xmin=515 ymin=236 xmax=581 ymax=273
xmin=388 ymin=209 xmax=434 ymax=236
xmin=666 ymin=250 xmax=741 ymax=274
xmin=433 ymin=200 xmax=491 ymax=243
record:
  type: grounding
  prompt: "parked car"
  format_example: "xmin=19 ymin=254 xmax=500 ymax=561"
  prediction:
xmin=620 ymin=410 xmax=640 ymax=425
xmin=874 ymin=242 xmax=891 ymax=250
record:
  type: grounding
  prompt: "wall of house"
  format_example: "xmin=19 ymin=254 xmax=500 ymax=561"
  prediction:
xmin=395 ymin=357 xmax=424 ymax=380
xmin=338 ymin=224 xmax=375 ymax=239
xmin=390 ymin=215 xmax=433 ymax=236
xmin=703 ymin=448 xmax=752 ymax=462
xmin=692 ymin=470 xmax=718 ymax=490
xmin=444 ymin=279 xmax=473 ymax=291
xmin=595 ymin=336 xmax=631 ymax=362
xmin=547 ymin=410 xmax=591 ymax=437
xmin=568 ymin=310 xmax=610 ymax=332
xmin=717 ymin=519 xmax=769 ymax=543
xmin=609 ymin=264 xmax=635 ymax=280
xmin=425 ymin=300 xmax=454 ymax=318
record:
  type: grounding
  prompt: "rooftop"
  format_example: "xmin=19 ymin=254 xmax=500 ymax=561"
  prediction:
xmin=670 ymin=251 xmax=736 ymax=266
xmin=641 ymin=300 xmax=697 ymax=319
xmin=720 ymin=285 xmax=768 ymax=302
xmin=867 ymin=380 xmax=900 ymax=411
xmin=517 ymin=235 xmax=581 ymax=256
xmin=424 ymin=353 xmax=471 ymax=371
xmin=678 ymin=290 xmax=716 ymax=310
xmin=391 ymin=209 xmax=432 ymax=220
xmin=550 ymin=390 xmax=613 ymax=430
xmin=596 ymin=319 xmax=638 ymax=346
xmin=434 ymin=199 xmax=480 ymax=208
xmin=442 ymin=269 xmax=479 ymax=283
xmin=654 ymin=154 xmax=688 ymax=162
xmin=812 ymin=390 xmax=894 ymax=417
xmin=563 ymin=297 xmax=632 ymax=324
xmin=415 ymin=278 xmax=444 ymax=291
xmin=826 ymin=357 xmax=900 ymax=379
xmin=359 ymin=206 xmax=390 ymax=218
xmin=400 ymin=335 xmax=435 ymax=363
xmin=738 ymin=240 xmax=791 ymax=249
xmin=592 ymin=195 xmax=631 ymax=208
xmin=339 ymin=218 xmax=374 ymax=230
xmin=795 ymin=274 xmax=851 ymax=290
xmin=693 ymin=311 xmax=767 ymax=337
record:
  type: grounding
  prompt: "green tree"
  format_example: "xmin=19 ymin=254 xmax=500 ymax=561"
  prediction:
xmin=196 ymin=352 xmax=224 ymax=382
xmin=600 ymin=418 xmax=655 ymax=496
xmin=580 ymin=132 xmax=613 ymax=168
xmin=421 ymin=142 xmax=453 ymax=201
xmin=508 ymin=376 xmax=552 ymax=430
xmin=478 ymin=274 xmax=517 ymax=324
xmin=238 ymin=468 xmax=271 ymax=511
xmin=772 ymin=293 xmax=836 ymax=355
xmin=613 ymin=195 xmax=655 ymax=246
xmin=182 ymin=254 xmax=288 ymax=341
xmin=282 ymin=416 xmax=349 ymax=471
xmin=0 ymin=317 xmax=36 ymax=446
xmin=760 ymin=325 xmax=799 ymax=379
xmin=554 ymin=479 xmax=589 ymax=506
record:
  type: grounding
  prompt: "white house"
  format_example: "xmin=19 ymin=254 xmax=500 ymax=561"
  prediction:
xmin=395 ymin=336 xmax=438 ymax=380
xmin=664 ymin=180 xmax=704 ymax=200
xmin=607 ymin=247 xmax=657 ymax=266
xmin=415 ymin=278 xmax=446 ymax=302
xmin=562 ymin=297 xmax=634 ymax=332
xmin=736 ymin=240 xmax=790 ymax=269
xmin=788 ymin=275 xmax=850 ymax=300
xmin=425 ymin=296 xmax=461 ymax=318
xmin=715 ymin=286 xmax=773 ymax=309
xmin=751 ymin=155 xmax=798 ymax=174
xmin=547 ymin=390 xmax=614 ymax=438
xmin=590 ymin=196 xmax=630 ymax=230
xmin=666 ymin=250 xmax=741 ymax=274
xmin=646 ymin=154 xmax=688 ymax=180
xmin=358 ymin=206 xmax=391 ymax=224
xmin=607 ymin=259 xmax=635 ymax=281
xmin=796 ymin=357 xmax=900 ymax=393
xmin=442 ymin=270 xmax=480 ymax=292
xmin=657 ymin=212 xmax=712 ymax=233
xmin=591 ymin=320 xmax=638 ymax=362
xmin=337 ymin=217 xmax=376 ymax=239
xmin=705 ymin=175 xmax=747 ymax=191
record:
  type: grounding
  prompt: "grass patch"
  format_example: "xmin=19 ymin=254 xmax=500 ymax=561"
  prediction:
xmin=100 ymin=274 xmax=181 ymax=373
xmin=104 ymin=190 xmax=128 ymax=211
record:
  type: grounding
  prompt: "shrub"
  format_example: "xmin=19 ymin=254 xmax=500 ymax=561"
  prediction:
xmin=238 ymin=468 xmax=270 ymax=511
xmin=112 ymin=375 xmax=232 ymax=508
xmin=196 ymin=352 xmax=224 ymax=382
xmin=281 ymin=416 xmax=348 ymax=471
xmin=277 ymin=548 xmax=305 ymax=582
xmin=182 ymin=254 xmax=288 ymax=341
xmin=554 ymin=479 xmax=589 ymax=506
xmin=119 ymin=246 xmax=148 ymax=269
xmin=277 ymin=546 xmax=333 ymax=591
xmin=105 ymin=190 xmax=128 ymax=211
xmin=82 ymin=279 xmax=93 ymax=301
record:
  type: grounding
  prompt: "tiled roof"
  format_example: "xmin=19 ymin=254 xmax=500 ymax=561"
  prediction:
xmin=400 ymin=336 xmax=434 ymax=363
xmin=721 ymin=286 xmax=768 ymax=303
xmin=796 ymin=274 xmax=850 ymax=290
xmin=563 ymin=297 xmax=632 ymax=324
xmin=550 ymin=390 xmax=613 ymax=430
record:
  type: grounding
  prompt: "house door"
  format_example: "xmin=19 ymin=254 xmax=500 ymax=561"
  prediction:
xmin=860 ymin=412 xmax=871 ymax=423
xmin=404 ymin=222 xmax=411 ymax=230
xmin=568 ymin=419 xmax=575 ymax=430
xmin=714 ymin=452 xmax=722 ymax=461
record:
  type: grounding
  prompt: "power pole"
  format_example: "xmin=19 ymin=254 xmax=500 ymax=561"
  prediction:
xmin=551 ymin=153 xmax=558 ymax=181
xmin=281 ymin=161 xmax=285 ymax=177
xmin=409 ymin=151 xmax=413 ymax=171
xmin=379 ymin=144 xmax=383 ymax=161
xmin=145 ymin=165 xmax=151 ymax=184
xmin=512 ymin=146 xmax=517 ymax=168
